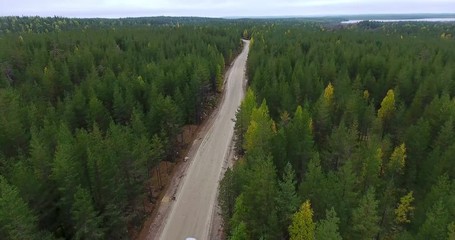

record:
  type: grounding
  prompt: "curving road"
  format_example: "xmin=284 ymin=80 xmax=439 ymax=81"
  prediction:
xmin=152 ymin=40 xmax=250 ymax=240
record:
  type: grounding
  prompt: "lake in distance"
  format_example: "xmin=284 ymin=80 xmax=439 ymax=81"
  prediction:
xmin=341 ymin=18 xmax=455 ymax=24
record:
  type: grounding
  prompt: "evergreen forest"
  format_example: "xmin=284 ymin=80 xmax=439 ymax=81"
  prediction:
xmin=0 ymin=16 xmax=243 ymax=239
xmin=0 ymin=16 xmax=454 ymax=240
xmin=221 ymin=21 xmax=455 ymax=240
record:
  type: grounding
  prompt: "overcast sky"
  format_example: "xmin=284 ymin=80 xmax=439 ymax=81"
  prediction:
xmin=1 ymin=0 xmax=454 ymax=18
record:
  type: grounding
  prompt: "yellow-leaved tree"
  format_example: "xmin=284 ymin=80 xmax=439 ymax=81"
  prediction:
xmin=448 ymin=222 xmax=455 ymax=240
xmin=378 ymin=89 xmax=396 ymax=121
xmin=313 ymin=82 xmax=335 ymax=142
xmin=243 ymin=100 xmax=275 ymax=156
xmin=289 ymin=200 xmax=315 ymax=240
xmin=388 ymin=143 xmax=407 ymax=174
xmin=395 ymin=191 xmax=415 ymax=224
xmin=323 ymin=82 xmax=335 ymax=106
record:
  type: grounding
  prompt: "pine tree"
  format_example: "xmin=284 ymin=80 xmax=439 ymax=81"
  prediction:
xmin=29 ymin=127 xmax=54 ymax=183
xmin=219 ymin=168 xmax=237 ymax=233
xmin=378 ymin=89 xmax=396 ymax=132
xmin=276 ymin=162 xmax=299 ymax=238
xmin=417 ymin=200 xmax=450 ymax=240
xmin=315 ymin=208 xmax=342 ymax=240
xmin=351 ymin=188 xmax=380 ymax=239
xmin=0 ymin=176 xmax=41 ymax=240
xmin=388 ymin=143 xmax=407 ymax=175
xmin=230 ymin=222 xmax=249 ymax=240
xmin=66 ymin=87 xmax=88 ymax=130
xmin=378 ymin=89 xmax=396 ymax=122
xmin=289 ymin=200 xmax=315 ymax=240
xmin=233 ymin=89 xmax=257 ymax=154
xmin=52 ymin=123 xmax=82 ymax=233
xmin=243 ymin=156 xmax=279 ymax=239
xmin=230 ymin=194 xmax=248 ymax=238
xmin=358 ymin=138 xmax=383 ymax=190
xmin=313 ymin=83 xmax=334 ymax=144
xmin=323 ymin=122 xmax=358 ymax=171
xmin=286 ymin=105 xmax=314 ymax=178
xmin=448 ymin=222 xmax=455 ymax=240
xmin=216 ymin=64 xmax=223 ymax=92
xmin=42 ymin=63 xmax=58 ymax=102
xmin=88 ymin=95 xmax=110 ymax=131
xmin=324 ymin=82 xmax=335 ymax=105
xmin=112 ymin=84 xmax=128 ymax=124
xmin=332 ymin=160 xmax=358 ymax=235
xmin=299 ymin=154 xmax=326 ymax=215
xmin=243 ymin=100 xmax=275 ymax=158
xmin=150 ymin=134 xmax=165 ymax=169
xmin=271 ymin=127 xmax=288 ymax=173
xmin=404 ymin=118 xmax=431 ymax=188
xmin=418 ymin=174 xmax=455 ymax=228
xmin=71 ymin=186 xmax=104 ymax=240
xmin=131 ymin=107 xmax=148 ymax=138
xmin=395 ymin=191 xmax=415 ymax=225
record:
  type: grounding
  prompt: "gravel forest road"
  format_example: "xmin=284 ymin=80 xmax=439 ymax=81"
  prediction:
xmin=151 ymin=40 xmax=249 ymax=240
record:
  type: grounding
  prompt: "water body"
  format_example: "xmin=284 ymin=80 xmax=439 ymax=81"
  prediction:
xmin=341 ymin=18 xmax=455 ymax=24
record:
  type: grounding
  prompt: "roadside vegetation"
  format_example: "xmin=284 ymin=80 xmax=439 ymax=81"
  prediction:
xmin=0 ymin=17 xmax=243 ymax=239
xmin=221 ymin=21 xmax=455 ymax=239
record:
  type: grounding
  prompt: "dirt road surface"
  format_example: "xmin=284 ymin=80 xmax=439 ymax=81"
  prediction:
xmin=146 ymin=40 xmax=250 ymax=240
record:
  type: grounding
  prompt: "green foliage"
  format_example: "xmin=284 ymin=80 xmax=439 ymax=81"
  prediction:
xmin=3 ymin=16 xmax=455 ymax=240
xmin=230 ymin=222 xmax=249 ymax=240
xmin=448 ymin=222 xmax=455 ymax=240
xmin=315 ymin=208 xmax=342 ymax=240
xmin=222 ymin=20 xmax=455 ymax=240
xmin=230 ymin=194 xmax=248 ymax=238
xmin=71 ymin=186 xmax=104 ymax=240
xmin=285 ymin=105 xmax=314 ymax=178
xmin=416 ymin=174 xmax=455 ymax=231
xmin=0 ymin=176 xmax=43 ymax=240
xmin=395 ymin=191 xmax=415 ymax=225
xmin=234 ymin=88 xmax=257 ymax=155
xmin=276 ymin=162 xmax=300 ymax=238
xmin=0 ymin=17 xmax=243 ymax=238
xmin=299 ymin=154 xmax=326 ymax=217
xmin=289 ymin=200 xmax=315 ymax=240
xmin=388 ymin=143 xmax=407 ymax=175
xmin=357 ymin=138 xmax=383 ymax=190
xmin=378 ymin=89 xmax=396 ymax=121
xmin=244 ymin=100 xmax=275 ymax=158
xmin=321 ymin=160 xmax=358 ymax=236
xmin=322 ymin=122 xmax=357 ymax=171
xmin=242 ymin=156 xmax=279 ymax=239
xmin=219 ymin=168 xmax=237 ymax=233
xmin=351 ymin=188 xmax=380 ymax=239
xmin=417 ymin=200 xmax=451 ymax=240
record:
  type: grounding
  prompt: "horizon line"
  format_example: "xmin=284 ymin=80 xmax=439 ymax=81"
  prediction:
xmin=1 ymin=12 xmax=455 ymax=20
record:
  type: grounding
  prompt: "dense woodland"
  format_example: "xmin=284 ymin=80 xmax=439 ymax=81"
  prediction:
xmin=0 ymin=17 xmax=243 ymax=239
xmin=220 ymin=21 xmax=455 ymax=239
xmin=1 ymin=15 xmax=455 ymax=240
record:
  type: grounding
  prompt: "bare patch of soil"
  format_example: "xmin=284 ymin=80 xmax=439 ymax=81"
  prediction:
xmin=129 ymin=124 xmax=199 ymax=240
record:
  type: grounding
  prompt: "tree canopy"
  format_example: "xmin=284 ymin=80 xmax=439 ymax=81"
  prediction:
xmin=222 ymin=19 xmax=455 ymax=240
xmin=0 ymin=16 xmax=244 ymax=239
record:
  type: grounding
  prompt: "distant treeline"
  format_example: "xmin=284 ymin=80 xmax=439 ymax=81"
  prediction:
xmin=0 ymin=16 xmax=239 ymax=34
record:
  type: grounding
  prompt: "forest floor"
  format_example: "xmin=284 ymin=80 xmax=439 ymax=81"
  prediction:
xmin=133 ymin=99 xmax=226 ymax=240
xmin=132 ymin=123 xmax=202 ymax=240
